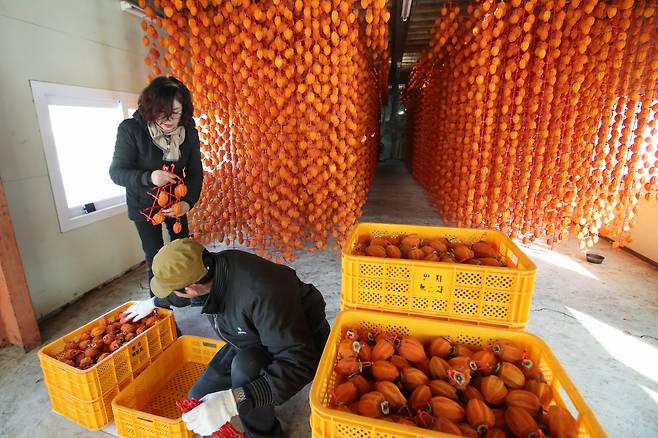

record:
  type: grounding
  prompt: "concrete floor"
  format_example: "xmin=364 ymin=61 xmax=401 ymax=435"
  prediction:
xmin=1 ymin=161 xmax=657 ymax=437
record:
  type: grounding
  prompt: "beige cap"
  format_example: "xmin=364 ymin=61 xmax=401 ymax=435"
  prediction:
xmin=150 ymin=238 xmax=208 ymax=298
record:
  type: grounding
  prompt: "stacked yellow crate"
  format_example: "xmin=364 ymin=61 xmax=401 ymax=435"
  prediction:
xmin=310 ymin=222 xmax=606 ymax=437
xmin=38 ymin=302 xmax=176 ymax=430
xmin=112 ymin=336 xmax=223 ymax=438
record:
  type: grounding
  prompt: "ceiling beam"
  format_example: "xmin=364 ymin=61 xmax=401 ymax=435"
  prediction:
xmin=406 ymin=36 xmax=430 ymax=42
xmin=410 ymin=4 xmax=442 ymax=14
xmin=388 ymin=0 xmax=413 ymax=96
xmin=409 ymin=15 xmax=438 ymax=23
xmin=405 ymin=42 xmax=431 ymax=49
xmin=406 ymin=29 xmax=431 ymax=35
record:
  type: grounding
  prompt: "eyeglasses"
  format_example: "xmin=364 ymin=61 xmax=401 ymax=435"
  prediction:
xmin=157 ymin=111 xmax=182 ymax=122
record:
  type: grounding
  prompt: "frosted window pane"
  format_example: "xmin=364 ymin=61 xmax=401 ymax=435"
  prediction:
xmin=48 ymin=104 xmax=125 ymax=208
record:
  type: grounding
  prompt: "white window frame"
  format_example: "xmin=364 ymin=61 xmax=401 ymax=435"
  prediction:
xmin=31 ymin=81 xmax=139 ymax=232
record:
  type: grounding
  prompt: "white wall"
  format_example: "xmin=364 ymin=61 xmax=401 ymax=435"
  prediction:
xmin=626 ymin=199 xmax=657 ymax=263
xmin=0 ymin=0 xmax=148 ymax=318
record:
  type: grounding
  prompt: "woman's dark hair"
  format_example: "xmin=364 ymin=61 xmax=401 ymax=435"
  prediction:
xmin=138 ymin=76 xmax=194 ymax=126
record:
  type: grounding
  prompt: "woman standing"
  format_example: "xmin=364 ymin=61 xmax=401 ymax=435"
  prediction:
xmin=110 ymin=76 xmax=203 ymax=296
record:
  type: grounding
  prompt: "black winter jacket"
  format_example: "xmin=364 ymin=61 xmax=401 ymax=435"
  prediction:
xmin=109 ymin=111 xmax=203 ymax=221
xmin=155 ymin=249 xmax=328 ymax=406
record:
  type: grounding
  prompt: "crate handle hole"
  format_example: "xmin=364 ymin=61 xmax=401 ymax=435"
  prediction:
xmin=203 ymin=341 xmax=218 ymax=349
xmin=136 ymin=416 xmax=154 ymax=424
xmin=558 ymin=385 xmax=579 ymax=419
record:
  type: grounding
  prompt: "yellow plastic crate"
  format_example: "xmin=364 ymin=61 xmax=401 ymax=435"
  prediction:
xmin=39 ymin=301 xmax=176 ymax=403
xmin=46 ymin=376 xmax=131 ymax=430
xmin=309 ymin=309 xmax=606 ymax=438
xmin=342 ymin=223 xmax=537 ymax=329
xmin=112 ymin=336 xmax=224 ymax=438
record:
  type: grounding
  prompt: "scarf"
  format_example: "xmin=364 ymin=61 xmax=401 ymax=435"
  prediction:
xmin=147 ymin=122 xmax=185 ymax=161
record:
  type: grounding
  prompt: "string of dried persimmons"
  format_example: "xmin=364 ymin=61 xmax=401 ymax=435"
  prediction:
xmin=139 ymin=0 xmax=389 ymax=262
xmin=403 ymin=0 xmax=657 ymax=249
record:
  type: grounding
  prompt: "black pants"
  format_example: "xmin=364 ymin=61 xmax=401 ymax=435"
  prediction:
xmin=133 ymin=215 xmax=189 ymax=296
xmin=189 ymin=321 xmax=331 ymax=438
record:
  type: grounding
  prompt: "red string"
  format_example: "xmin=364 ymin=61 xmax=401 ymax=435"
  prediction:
xmin=213 ymin=423 xmax=245 ymax=438
xmin=415 ymin=409 xmax=434 ymax=427
xmin=412 ymin=400 xmax=430 ymax=411
xmin=176 ymin=398 xmax=244 ymax=438
xmin=140 ymin=164 xmax=187 ymax=225
xmin=175 ymin=397 xmax=201 ymax=413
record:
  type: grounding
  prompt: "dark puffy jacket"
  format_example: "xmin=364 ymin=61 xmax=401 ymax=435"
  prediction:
xmin=156 ymin=249 xmax=328 ymax=405
xmin=109 ymin=111 xmax=203 ymax=221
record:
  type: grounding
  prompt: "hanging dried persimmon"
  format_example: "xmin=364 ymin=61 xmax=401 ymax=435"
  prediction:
xmin=142 ymin=0 xmax=385 ymax=261
xmin=403 ymin=0 xmax=657 ymax=249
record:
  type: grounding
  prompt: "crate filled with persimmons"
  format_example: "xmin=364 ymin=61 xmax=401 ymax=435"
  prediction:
xmin=38 ymin=301 xmax=176 ymax=430
xmin=309 ymin=309 xmax=605 ymax=438
xmin=341 ymin=223 xmax=537 ymax=329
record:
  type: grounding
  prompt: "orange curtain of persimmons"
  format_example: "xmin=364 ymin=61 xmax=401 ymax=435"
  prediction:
xmin=140 ymin=0 xmax=390 ymax=262
xmin=403 ymin=0 xmax=657 ymax=249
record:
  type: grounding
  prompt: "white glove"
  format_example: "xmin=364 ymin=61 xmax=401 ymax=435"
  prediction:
xmin=122 ymin=298 xmax=156 ymax=322
xmin=182 ymin=390 xmax=238 ymax=436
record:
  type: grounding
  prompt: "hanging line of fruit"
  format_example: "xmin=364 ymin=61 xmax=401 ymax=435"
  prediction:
xmin=402 ymin=0 xmax=657 ymax=250
xmin=138 ymin=0 xmax=387 ymax=263
xmin=140 ymin=163 xmax=188 ymax=234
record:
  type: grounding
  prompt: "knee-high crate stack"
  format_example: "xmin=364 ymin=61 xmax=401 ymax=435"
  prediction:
xmin=310 ymin=222 xmax=606 ymax=437
xmin=37 ymin=302 xmax=177 ymax=430
xmin=38 ymin=302 xmax=222 ymax=438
